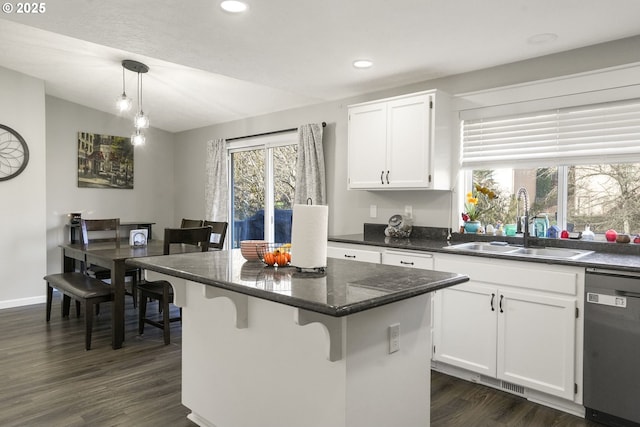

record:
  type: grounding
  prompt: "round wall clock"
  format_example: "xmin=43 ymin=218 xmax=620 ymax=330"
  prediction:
xmin=0 ymin=124 xmax=29 ymax=181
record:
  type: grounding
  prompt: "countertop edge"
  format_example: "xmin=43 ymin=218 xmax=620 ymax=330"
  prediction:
xmin=329 ymin=235 xmax=640 ymax=271
xmin=128 ymin=256 xmax=469 ymax=317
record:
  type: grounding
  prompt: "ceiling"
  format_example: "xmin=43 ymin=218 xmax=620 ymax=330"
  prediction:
xmin=2 ymin=0 xmax=640 ymax=133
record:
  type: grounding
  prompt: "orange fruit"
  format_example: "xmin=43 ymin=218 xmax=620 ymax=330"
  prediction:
xmin=263 ymin=252 xmax=276 ymax=266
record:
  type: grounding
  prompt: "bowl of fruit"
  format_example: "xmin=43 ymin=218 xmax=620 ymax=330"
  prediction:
xmin=257 ymin=243 xmax=292 ymax=267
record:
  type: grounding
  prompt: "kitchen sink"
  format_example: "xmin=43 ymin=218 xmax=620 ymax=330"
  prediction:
xmin=510 ymin=247 xmax=592 ymax=259
xmin=443 ymin=242 xmax=519 ymax=253
xmin=444 ymin=241 xmax=593 ymax=260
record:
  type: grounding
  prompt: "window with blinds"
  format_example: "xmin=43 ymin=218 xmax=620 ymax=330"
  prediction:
xmin=461 ymin=99 xmax=640 ymax=168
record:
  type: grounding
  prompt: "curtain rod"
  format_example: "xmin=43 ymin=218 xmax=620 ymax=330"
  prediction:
xmin=226 ymin=122 xmax=326 ymax=142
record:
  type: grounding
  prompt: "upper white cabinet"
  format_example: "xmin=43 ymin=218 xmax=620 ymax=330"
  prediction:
xmin=347 ymin=89 xmax=451 ymax=190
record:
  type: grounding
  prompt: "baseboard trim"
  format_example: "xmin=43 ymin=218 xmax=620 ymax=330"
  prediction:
xmin=0 ymin=295 xmax=46 ymax=310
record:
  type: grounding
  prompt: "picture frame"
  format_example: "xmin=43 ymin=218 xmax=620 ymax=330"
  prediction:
xmin=77 ymin=131 xmax=134 ymax=189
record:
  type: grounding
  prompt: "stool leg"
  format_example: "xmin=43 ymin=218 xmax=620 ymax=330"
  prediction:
xmin=138 ymin=290 xmax=147 ymax=335
xmin=46 ymin=283 xmax=53 ymax=322
xmin=131 ymin=273 xmax=138 ymax=308
xmin=85 ymin=300 xmax=93 ymax=351
xmin=163 ymin=284 xmax=170 ymax=345
xmin=62 ymin=294 xmax=71 ymax=317
xmin=75 ymin=300 xmax=81 ymax=318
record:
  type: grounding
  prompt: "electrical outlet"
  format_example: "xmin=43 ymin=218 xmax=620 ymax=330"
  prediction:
xmin=370 ymin=204 xmax=377 ymax=218
xmin=389 ymin=323 xmax=400 ymax=354
xmin=404 ymin=205 xmax=412 ymax=218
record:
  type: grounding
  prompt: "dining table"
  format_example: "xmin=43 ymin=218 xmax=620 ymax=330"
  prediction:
xmin=60 ymin=239 xmax=171 ymax=349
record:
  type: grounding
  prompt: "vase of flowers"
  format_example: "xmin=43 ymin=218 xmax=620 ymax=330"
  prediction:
xmin=461 ymin=184 xmax=497 ymax=234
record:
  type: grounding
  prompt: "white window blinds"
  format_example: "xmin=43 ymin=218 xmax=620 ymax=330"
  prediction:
xmin=461 ymin=98 xmax=640 ymax=168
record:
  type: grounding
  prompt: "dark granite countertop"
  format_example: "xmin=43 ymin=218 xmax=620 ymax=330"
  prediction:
xmin=329 ymin=224 xmax=640 ymax=272
xmin=128 ymin=249 xmax=468 ymax=317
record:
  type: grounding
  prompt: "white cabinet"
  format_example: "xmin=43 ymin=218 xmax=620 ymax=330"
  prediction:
xmin=432 ymin=254 xmax=581 ymax=401
xmin=347 ymin=89 xmax=451 ymax=190
xmin=382 ymin=250 xmax=434 ymax=270
xmin=433 ymin=282 xmax=497 ymax=377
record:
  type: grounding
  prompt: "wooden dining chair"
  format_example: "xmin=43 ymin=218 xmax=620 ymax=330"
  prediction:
xmin=137 ymin=226 xmax=212 ymax=345
xmin=81 ymin=218 xmax=141 ymax=307
xmin=181 ymin=218 xmax=203 ymax=228
xmin=203 ymin=220 xmax=228 ymax=250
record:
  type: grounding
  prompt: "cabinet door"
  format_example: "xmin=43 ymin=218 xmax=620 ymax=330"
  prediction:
xmin=497 ymin=289 xmax=576 ymax=400
xmin=432 ymin=282 xmax=498 ymax=377
xmin=386 ymin=95 xmax=431 ymax=188
xmin=347 ymin=103 xmax=387 ymax=189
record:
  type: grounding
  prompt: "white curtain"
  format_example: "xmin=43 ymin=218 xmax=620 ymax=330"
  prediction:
xmin=294 ymin=123 xmax=326 ymax=205
xmin=205 ymin=138 xmax=228 ymax=222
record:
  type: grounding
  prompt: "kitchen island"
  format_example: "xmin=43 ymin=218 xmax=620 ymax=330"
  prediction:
xmin=128 ymin=249 xmax=468 ymax=427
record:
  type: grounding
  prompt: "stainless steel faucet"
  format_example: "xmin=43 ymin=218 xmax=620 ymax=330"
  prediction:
xmin=516 ymin=187 xmax=530 ymax=247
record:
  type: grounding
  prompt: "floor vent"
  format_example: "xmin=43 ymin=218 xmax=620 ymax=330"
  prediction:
xmin=501 ymin=380 xmax=525 ymax=395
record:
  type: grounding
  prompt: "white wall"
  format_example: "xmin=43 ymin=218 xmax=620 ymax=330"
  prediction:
xmin=0 ymin=67 xmax=47 ymax=308
xmin=173 ymin=36 xmax=640 ymax=237
xmin=45 ymin=97 xmax=177 ymax=276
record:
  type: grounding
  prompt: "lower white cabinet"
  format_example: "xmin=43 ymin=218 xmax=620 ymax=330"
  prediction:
xmin=432 ymin=254 xmax=582 ymax=402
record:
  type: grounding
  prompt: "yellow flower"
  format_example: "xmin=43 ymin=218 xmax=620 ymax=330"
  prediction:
xmin=462 ymin=183 xmax=497 ymax=223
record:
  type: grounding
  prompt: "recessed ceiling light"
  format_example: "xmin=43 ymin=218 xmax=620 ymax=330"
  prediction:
xmin=527 ymin=33 xmax=558 ymax=44
xmin=353 ymin=59 xmax=373 ymax=69
xmin=220 ymin=0 xmax=248 ymax=13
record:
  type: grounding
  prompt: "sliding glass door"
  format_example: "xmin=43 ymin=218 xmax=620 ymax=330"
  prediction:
xmin=229 ymin=134 xmax=297 ymax=248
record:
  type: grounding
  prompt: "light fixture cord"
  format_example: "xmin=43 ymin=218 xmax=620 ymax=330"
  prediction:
xmin=138 ymin=72 xmax=143 ymax=113
xmin=122 ymin=66 xmax=126 ymax=94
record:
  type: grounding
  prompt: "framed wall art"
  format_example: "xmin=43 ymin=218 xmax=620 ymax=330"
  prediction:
xmin=77 ymin=132 xmax=134 ymax=189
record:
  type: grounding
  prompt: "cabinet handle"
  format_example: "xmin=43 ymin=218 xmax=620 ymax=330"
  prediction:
xmin=490 ymin=293 xmax=495 ymax=311
xmin=499 ymin=294 xmax=504 ymax=313
xmin=344 ymin=254 xmax=356 ymax=259
xmin=380 ymin=171 xmax=384 ymax=184
xmin=400 ymin=261 xmax=414 ymax=266
xmin=386 ymin=170 xmax=390 ymax=184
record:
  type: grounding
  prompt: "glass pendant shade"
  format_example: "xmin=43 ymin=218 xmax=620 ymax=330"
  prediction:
xmin=134 ymin=111 xmax=150 ymax=129
xmin=131 ymin=129 xmax=145 ymax=146
xmin=116 ymin=65 xmax=133 ymax=112
xmin=117 ymin=93 xmax=132 ymax=112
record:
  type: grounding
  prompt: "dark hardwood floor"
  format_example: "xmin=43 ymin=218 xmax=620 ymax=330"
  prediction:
xmin=0 ymin=295 xmax=602 ymax=427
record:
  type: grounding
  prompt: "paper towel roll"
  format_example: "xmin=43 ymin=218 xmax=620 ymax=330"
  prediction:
xmin=291 ymin=204 xmax=328 ymax=269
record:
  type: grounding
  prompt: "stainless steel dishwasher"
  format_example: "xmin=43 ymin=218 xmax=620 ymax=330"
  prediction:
xmin=584 ymin=267 xmax=640 ymax=427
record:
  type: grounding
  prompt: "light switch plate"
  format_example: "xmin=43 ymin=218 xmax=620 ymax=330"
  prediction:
xmin=389 ymin=323 xmax=400 ymax=354
xmin=370 ymin=204 xmax=377 ymax=218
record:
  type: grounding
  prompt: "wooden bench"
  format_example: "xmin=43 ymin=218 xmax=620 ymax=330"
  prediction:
xmin=45 ymin=272 xmax=113 ymax=350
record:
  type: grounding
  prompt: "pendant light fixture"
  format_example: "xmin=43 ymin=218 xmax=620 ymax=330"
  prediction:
xmin=116 ymin=65 xmax=132 ymax=112
xmin=120 ymin=59 xmax=150 ymax=145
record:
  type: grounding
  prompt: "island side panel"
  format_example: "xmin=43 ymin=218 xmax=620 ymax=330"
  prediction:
xmin=181 ymin=280 xmax=432 ymax=427
xmin=345 ymin=292 xmax=431 ymax=427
